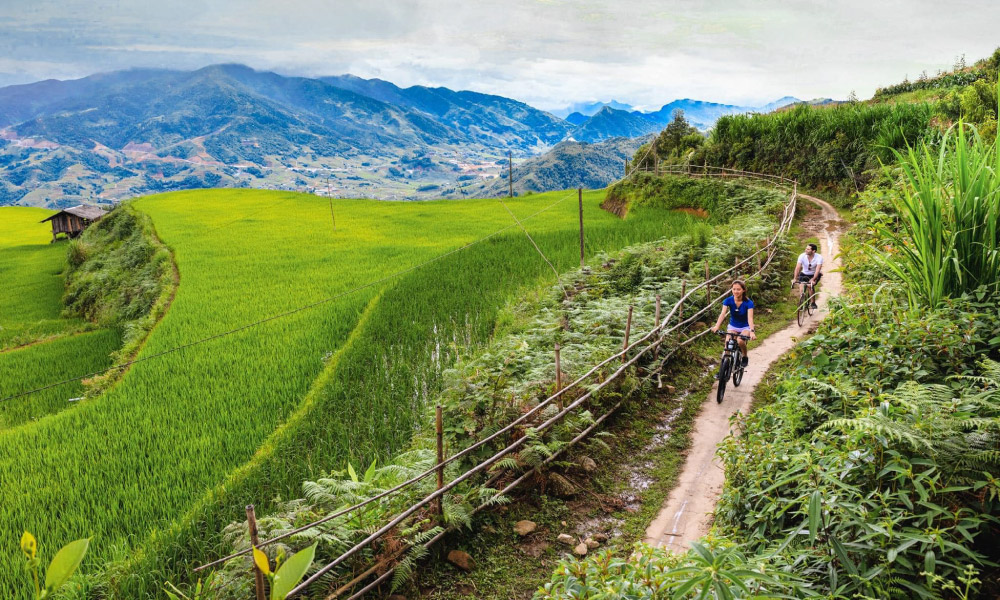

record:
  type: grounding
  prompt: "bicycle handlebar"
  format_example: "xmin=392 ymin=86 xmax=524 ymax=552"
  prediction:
xmin=715 ymin=330 xmax=751 ymax=340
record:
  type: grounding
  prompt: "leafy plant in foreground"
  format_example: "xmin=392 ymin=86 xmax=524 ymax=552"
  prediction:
xmin=19 ymin=532 xmax=90 ymax=600
xmin=251 ymin=543 xmax=317 ymax=600
xmin=874 ymin=114 xmax=1000 ymax=309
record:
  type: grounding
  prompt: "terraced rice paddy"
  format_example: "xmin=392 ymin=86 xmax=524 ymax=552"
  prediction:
xmin=0 ymin=207 xmax=89 ymax=348
xmin=0 ymin=207 xmax=121 ymax=430
xmin=0 ymin=189 xmax=697 ymax=596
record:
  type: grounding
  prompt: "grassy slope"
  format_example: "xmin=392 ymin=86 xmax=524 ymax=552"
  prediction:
xmin=0 ymin=207 xmax=88 ymax=348
xmin=0 ymin=208 xmax=122 ymax=429
xmin=0 ymin=189 xmax=695 ymax=597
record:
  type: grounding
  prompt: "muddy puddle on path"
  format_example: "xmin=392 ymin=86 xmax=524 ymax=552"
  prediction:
xmin=571 ymin=398 xmax=688 ymax=541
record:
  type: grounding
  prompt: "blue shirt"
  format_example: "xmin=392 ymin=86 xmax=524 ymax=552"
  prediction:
xmin=723 ymin=296 xmax=754 ymax=329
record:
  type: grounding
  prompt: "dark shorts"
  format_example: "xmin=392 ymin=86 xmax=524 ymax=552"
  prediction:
xmin=798 ymin=272 xmax=822 ymax=284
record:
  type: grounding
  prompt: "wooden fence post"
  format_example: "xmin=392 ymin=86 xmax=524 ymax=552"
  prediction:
xmin=246 ymin=505 xmax=266 ymax=600
xmin=654 ymin=295 xmax=661 ymax=359
xmin=578 ymin=187 xmax=585 ymax=268
xmin=554 ymin=343 xmax=563 ymax=409
xmin=436 ymin=406 xmax=444 ymax=519
xmin=704 ymin=260 xmax=711 ymax=305
xmin=508 ymin=151 xmax=513 ymax=198
xmin=622 ymin=305 xmax=633 ymax=364
xmin=679 ymin=279 xmax=687 ymax=321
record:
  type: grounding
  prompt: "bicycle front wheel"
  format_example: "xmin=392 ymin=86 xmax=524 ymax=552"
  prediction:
xmin=733 ymin=359 xmax=744 ymax=387
xmin=717 ymin=356 xmax=732 ymax=403
xmin=797 ymin=292 xmax=806 ymax=326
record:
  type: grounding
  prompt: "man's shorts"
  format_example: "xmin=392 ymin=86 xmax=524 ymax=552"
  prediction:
xmin=797 ymin=272 xmax=823 ymax=284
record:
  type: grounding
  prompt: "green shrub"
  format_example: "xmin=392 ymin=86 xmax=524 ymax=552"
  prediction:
xmin=873 ymin=118 xmax=1000 ymax=309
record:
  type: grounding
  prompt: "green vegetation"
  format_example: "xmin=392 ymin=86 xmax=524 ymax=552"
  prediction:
xmin=0 ymin=329 xmax=122 ymax=429
xmin=873 ymin=122 xmax=1000 ymax=308
xmin=195 ymin=176 xmax=791 ymax=599
xmin=699 ymin=102 xmax=935 ymax=195
xmin=630 ymin=110 xmax=705 ymax=169
xmin=542 ymin=88 xmax=1000 ymax=600
xmin=0 ymin=207 xmax=124 ymax=429
xmin=0 ymin=207 xmax=89 ymax=349
xmin=604 ymin=172 xmax=786 ymax=223
xmin=19 ymin=532 xmax=91 ymax=600
xmin=61 ymin=204 xmax=176 ymax=396
xmin=0 ymin=188 xmax=699 ymax=598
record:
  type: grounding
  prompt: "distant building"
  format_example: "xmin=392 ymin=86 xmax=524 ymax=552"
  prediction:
xmin=40 ymin=205 xmax=108 ymax=242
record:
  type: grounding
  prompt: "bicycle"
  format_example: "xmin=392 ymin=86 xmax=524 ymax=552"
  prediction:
xmin=792 ymin=280 xmax=818 ymax=326
xmin=714 ymin=331 xmax=750 ymax=403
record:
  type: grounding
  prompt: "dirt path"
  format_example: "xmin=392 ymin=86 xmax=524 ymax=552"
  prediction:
xmin=644 ymin=194 xmax=844 ymax=551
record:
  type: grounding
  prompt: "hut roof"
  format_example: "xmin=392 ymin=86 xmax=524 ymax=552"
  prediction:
xmin=40 ymin=205 xmax=108 ymax=223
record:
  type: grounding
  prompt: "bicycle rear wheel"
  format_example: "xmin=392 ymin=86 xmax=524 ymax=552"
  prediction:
xmin=716 ymin=356 xmax=732 ymax=403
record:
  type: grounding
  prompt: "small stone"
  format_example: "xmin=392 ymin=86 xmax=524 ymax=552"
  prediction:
xmin=557 ymin=533 xmax=575 ymax=546
xmin=579 ymin=456 xmax=597 ymax=473
xmin=514 ymin=520 xmax=537 ymax=536
xmin=593 ymin=533 xmax=609 ymax=543
xmin=574 ymin=542 xmax=588 ymax=556
xmin=561 ymin=520 xmax=568 ymax=527
xmin=447 ymin=550 xmax=475 ymax=572
xmin=548 ymin=472 xmax=577 ymax=498
xmin=585 ymin=537 xmax=599 ymax=549
xmin=664 ymin=384 xmax=676 ymax=394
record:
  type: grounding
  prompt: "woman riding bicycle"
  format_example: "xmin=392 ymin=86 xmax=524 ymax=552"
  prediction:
xmin=710 ymin=280 xmax=756 ymax=367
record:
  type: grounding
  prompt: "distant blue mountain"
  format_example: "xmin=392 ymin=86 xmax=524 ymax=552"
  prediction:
xmin=551 ymin=100 xmax=635 ymax=119
xmin=564 ymin=111 xmax=589 ymax=125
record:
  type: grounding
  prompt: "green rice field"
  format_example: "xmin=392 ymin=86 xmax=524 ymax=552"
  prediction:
xmin=0 ymin=207 xmax=89 ymax=349
xmin=0 ymin=189 xmax=699 ymax=597
xmin=0 ymin=207 xmax=121 ymax=430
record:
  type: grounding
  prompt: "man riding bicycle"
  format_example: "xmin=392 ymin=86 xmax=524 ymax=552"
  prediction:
xmin=792 ymin=243 xmax=823 ymax=309
xmin=710 ymin=280 xmax=756 ymax=367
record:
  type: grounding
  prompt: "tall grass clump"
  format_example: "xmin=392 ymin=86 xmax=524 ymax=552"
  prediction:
xmin=877 ymin=119 xmax=1000 ymax=309
xmin=695 ymin=101 xmax=934 ymax=197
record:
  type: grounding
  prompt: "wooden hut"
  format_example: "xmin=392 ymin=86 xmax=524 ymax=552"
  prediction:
xmin=40 ymin=205 xmax=107 ymax=242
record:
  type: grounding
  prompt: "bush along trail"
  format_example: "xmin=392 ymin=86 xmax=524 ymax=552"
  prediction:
xmin=538 ymin=119 xmax=1000 ymax=599
xmin=644 ymin=193 xmax=843 ymax=550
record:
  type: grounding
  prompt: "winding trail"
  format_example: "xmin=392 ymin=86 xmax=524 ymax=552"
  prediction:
xmin=644 ymin=194 xmax=844 ymax=551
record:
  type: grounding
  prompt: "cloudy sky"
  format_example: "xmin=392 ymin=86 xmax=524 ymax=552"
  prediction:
xmin=0 ymin=0 xmax=996 ymax=112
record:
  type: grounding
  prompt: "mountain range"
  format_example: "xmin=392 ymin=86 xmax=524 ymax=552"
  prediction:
xmin=0 ymin=64 xmax=800 ymax=206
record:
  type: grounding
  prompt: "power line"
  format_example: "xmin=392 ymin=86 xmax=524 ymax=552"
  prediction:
xmin=2 ymin=192 xmax=577 ymax=404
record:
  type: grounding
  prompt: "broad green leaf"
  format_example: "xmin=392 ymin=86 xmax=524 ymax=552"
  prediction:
xmin=808 ymin=490 xmax=821 ymax=544
xmin=44 ymin=538 xmax=90 ymax=592
xmin=270 ymin=543 xmax=317 ymax=600
xmin=923 ymin=550 xmax=935 ymax=576
xmin=347 ymin=462 xmax=358 ymax=483
xmin=253 ymin=546 xmax=271 ymax=576
xmin=830 ymin=537 xmax=858 ymax=577
xmin=364 ymin=458 xmax=377 ymax=483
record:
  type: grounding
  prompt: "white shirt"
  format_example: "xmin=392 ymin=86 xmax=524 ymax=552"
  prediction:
xmin=797 ymin=252 xmax=823 ymax=275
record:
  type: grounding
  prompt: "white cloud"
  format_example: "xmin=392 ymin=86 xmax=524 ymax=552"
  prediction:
xmin=0 ymin=0 xmax=998 ymax=109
